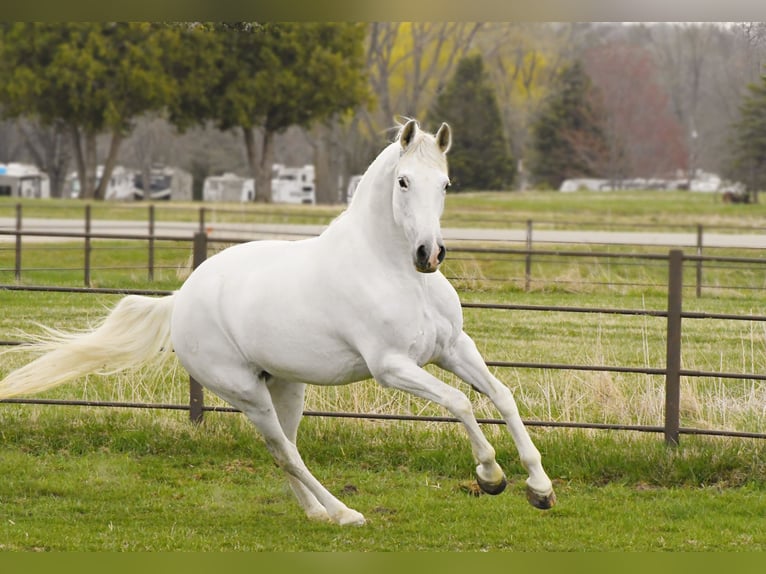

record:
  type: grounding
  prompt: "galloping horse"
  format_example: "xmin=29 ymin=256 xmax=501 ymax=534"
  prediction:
xmin=0 ymin=120 xmax=555 ymax=525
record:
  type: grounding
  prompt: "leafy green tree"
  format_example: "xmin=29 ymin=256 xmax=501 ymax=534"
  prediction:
xmin=172 ymin=23 xmax=370 ymax=203
xmin=529 ymin=60 xmax=608 ymax=189
xmin=0 ymin=22 xmax=195 ymax=200
xmin=427 ymin=54 xmax=515 ymax=191
xmin=726 ymin=71 xmax=766 ymax=201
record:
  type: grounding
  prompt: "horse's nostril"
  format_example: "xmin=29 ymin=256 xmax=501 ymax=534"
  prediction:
xmin=416 ymin=244 xmax=428 ymax=263
xmin=437 ymin=245 xmax=446 ymax=263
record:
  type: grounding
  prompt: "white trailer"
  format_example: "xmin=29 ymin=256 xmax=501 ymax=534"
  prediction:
xmin=0 ymin=163 xmax=50 ymax=198
xmin=271 ymin=164 xmax=316 ymax=204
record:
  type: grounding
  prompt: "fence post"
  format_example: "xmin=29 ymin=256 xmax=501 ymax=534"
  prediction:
xmin=14 ymin=203 xmax=21 ymax=281
xmin=198 ymin=206 xmax=206 ymax=234
xmin=148 ymin=204 xmax=155 ymax=282
xmin=664 ymin=249 xmax=683 ymax=446
xmin=84 ymin=204 xmax=92 ymax=287
xmin=695 ymin=224 xmax=703 ymax=298
xmin=525 ymin=219 xmax=533 ymax=291
xmin=188 ymin=231 xmax=208 ymax=424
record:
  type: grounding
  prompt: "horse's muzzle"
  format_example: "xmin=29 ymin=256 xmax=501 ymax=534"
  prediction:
xmin=414 ymin=243 xmax=446 ymax=273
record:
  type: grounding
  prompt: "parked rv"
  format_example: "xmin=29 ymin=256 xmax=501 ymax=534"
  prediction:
xmin=133 ymin=165 xmax=193 ymax=201
xmin=0 ymin=163 xmax=50 ymax=198
xmin=203 ymin=173 xmax=254 ymax=202
xmin=271 ymin=164 xmax=316 ymax=204
xmin=68 ymin=166 xmax=134 ymax=200
xmin=345 ymin=175 xmax=363 ymax=203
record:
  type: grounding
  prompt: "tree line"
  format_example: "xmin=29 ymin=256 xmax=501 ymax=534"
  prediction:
xmin=1 ymin=22 xmax=765 ymax=202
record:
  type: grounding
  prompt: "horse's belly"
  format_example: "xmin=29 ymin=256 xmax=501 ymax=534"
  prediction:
xmin=254 ymin=342 xmax=371 ymax=385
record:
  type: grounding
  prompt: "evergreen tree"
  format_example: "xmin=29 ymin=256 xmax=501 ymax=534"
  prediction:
xmin=427 ymin=54 xmax=515 ymax=191
xmin=726 ymin=71 xmax=766 ymax=201
xmin=529 ymin=60 xmax=608 ymax=190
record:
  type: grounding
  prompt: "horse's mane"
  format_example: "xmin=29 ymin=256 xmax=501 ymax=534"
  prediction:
xmin=393 ymin=118 xmax=448 ymax=171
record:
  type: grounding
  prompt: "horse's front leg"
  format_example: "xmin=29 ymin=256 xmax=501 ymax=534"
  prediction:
xmin=437 ymin=332 xmax=556 ymax=509
xmin=371 ymin=354 xmax=507 ymax=495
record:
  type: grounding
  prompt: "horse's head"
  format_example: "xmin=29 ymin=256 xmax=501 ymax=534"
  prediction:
xmin=393 ymin=119 xmax=452 ymax=274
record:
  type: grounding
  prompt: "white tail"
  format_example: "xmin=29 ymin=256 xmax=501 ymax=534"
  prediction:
xmin=0 ymin=294 xmax=176 ymax=399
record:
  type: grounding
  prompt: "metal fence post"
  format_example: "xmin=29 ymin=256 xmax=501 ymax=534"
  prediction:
xmin=198 ymin=206 xmax=206 ymax=234
xmin=14 ymin=203 xmax=22 ymax=281
xmin=696 ymin=224 xmax=703 ymax=298
xmin=525 ymin=219 xmax=533 ymax=291
xmin=84 ymin=204 xmax=92 ymax=287
xmin=148 ymin=204 xmax=155 ymax=282
xmin=189 ymin=231 xmax=208 ymax=424
xmin=664 ymin=249 xmax=683 ymax=446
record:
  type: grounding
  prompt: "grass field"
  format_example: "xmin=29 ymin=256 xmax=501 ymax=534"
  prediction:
xmin=1 ymin=191 xmax=766 ymax=550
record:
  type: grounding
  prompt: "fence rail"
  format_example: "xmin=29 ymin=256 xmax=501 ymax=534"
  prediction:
xmin=4 ymin=201 xmax=766 ymax=294
xmin=2 ymin=216 xmax=766 ymax=444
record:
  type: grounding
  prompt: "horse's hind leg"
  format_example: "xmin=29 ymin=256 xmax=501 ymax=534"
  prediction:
xmin=212 ymin=368 xmax=365 ymax=526
xmin=266 ymin=379 xmax=330 ymax=522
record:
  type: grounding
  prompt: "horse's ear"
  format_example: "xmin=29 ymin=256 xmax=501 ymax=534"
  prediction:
xmin=399 ymin=119 xmax=418 ymax=150
xmin=436 ymin=122 xmax=451 ymax=154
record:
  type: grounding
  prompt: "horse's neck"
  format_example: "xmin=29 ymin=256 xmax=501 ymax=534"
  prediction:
xmin=347 ymin=143 xmax=397 ymax=218
xmin=342 ymin=144 xmax=404 ymax=245
xmin=322 ymin=143 xmax=414 ymax=273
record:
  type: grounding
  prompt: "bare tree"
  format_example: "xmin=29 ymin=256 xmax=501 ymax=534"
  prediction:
xmin=0 ymin=120 xmax=24 ymax=163
xmin=643 ymin=23 xmax=721 ymax=182
xmin=353 ymin=24 xmax=482 ymax=160
xmin=584 ymin=42 xmax=688 ymax=182
xmin=478 ymin=23 xmax=581 ymax=189
xmin=15 ymin=119 xmax=71 ymax=198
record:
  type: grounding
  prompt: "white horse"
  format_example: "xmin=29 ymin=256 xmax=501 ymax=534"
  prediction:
xmin=0 ymin=120 xmax=555 ymax=526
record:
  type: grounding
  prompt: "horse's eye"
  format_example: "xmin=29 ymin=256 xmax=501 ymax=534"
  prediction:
xmin=444 ymin=181 xmax=451 ymax=191
xmin=397 ymin=176 xmax=408 ymax=190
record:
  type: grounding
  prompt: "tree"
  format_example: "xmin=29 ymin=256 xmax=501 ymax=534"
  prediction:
xmin=15 ymin=119 xmax=72 ymax=198
xmin=528 ymin=60 xmax=608 ymax=189
xmin=477 ymin=23 xmax=577 ymax=190
xmin=584 ymin=42 xmax=687 ymax=182
xmin=0 ymin=22 xmax=191 ymax=200
xmin=174 ymin=23 xmax=370 ymax=203
xmin=340 ymin=23 xmax=482 ymax=190
xmin=644 ymin=23 xmax=717 ymax=184
xmin=427 ymin=54 xmax=514 ymax=191
xmin=726 ymin=71 xmax=766 ymax=200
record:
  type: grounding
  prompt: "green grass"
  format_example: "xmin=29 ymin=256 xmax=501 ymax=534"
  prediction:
xmin=443 ymin=190 xmax=766 ymax=231
xmin=0 ymin=408 xmax=764 ymax=551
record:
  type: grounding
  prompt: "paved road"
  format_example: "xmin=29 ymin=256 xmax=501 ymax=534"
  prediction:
xmin=2 ymin=216 xmax=766 ymax=249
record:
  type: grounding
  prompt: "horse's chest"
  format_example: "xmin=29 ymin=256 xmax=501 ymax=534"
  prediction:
xmin=397 ymin=304 xmax=454 ymax=366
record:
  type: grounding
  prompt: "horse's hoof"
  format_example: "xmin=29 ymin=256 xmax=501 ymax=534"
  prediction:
xmin=334 ymin=509 xmax=366 ymax=526
xmin=476 ymin=473 xmax=507 ymax=495
xmin=526 ymin=485 xmax=556 ymax=510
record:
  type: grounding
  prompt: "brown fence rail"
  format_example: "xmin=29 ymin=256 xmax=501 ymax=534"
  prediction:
xmin=2 ymin=222 xmax=766 ymax=444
